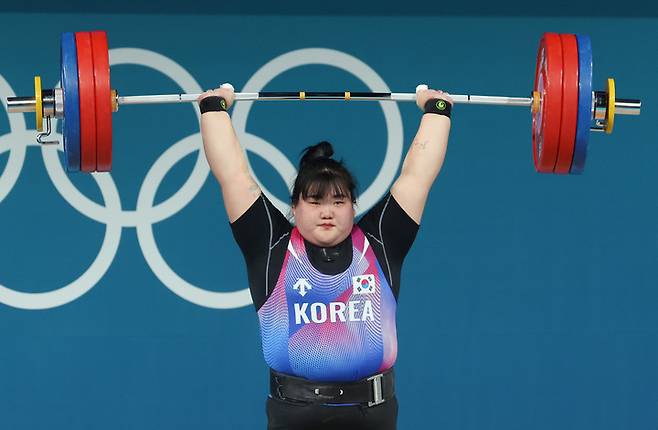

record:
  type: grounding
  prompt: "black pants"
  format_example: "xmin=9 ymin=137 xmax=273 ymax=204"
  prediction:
xmin=266 ymin=395 xmax=398 ymax=430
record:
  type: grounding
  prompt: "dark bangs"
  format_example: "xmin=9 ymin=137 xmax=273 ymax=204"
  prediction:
xmin=292 ymin=163 xmax=357 ymax=205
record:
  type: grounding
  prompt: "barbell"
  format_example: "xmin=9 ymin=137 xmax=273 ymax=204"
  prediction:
xmin=6 ymin=31 xmax=641 ymax=175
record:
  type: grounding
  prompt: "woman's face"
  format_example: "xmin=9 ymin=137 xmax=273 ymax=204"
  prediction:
xmin=292 ymin=192 xmax=356 ymax=247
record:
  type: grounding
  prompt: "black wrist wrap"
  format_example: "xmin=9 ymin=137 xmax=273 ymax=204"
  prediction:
xmin=423 ymin=98 xmax=452 ymax=118
xmin=199 ymin=96 xmax=228 ymax=114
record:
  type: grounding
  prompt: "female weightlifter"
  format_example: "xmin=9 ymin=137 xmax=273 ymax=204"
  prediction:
xmin=198 ymin=84 xmax=452 ymax=429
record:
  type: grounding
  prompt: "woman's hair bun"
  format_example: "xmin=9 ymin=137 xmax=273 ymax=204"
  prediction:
xmin=299 ymin=141 xmax=334 ymax=168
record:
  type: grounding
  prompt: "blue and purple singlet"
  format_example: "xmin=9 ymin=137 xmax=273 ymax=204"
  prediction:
xmin=258 ymin=226 xmax=398 ymax=382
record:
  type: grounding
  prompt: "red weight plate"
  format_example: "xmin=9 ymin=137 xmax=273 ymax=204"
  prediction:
xmin=554 ymin=34 xmax=579 ymax=174
xmin=91 ymin=31 xmax=112 ymax=172
xmin=532 ymin=33 xmax=563 ymax=173
xmin=75 ymin=32 xmax=97 ymax=172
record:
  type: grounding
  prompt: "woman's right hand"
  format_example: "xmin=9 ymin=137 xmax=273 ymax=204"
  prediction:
xmin=197 ymin=83 xmax=236 ymax=109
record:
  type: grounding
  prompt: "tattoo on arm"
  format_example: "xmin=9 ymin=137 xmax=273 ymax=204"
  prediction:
xmin=413 ymin=139 xmax=429 ymax=150
xmin=248 ymin=182 xmax=260 ymax=197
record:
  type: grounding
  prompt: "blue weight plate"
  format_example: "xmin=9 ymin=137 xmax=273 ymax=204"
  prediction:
xmin=61 ymin=32 xmax=81 ymax=172
xmin=571 ymin=34 xmax=593 ymax=174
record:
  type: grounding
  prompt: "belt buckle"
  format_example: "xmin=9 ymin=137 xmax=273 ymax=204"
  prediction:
xmin=367 ymin=373 xmax=385 ymax=407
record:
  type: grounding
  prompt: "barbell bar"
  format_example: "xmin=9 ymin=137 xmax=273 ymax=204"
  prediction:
xmin=6 ymin=31 xmax=641 ymax=175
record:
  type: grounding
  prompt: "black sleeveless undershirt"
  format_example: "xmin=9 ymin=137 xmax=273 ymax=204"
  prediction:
xmin=230 ymin=193 xmax=419 ymax=310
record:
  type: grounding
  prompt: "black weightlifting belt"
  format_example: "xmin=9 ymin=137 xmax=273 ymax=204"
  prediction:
xmin=269 ymin=368 xmax=395 ymax=407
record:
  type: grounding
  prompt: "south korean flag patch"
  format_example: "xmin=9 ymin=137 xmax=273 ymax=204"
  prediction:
xmin=352 ymin=274 xmax=376 ymax=295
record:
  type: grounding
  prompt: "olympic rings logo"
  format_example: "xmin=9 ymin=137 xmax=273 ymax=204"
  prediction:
xmin=0 ymin=47 xmax=404 ymax=310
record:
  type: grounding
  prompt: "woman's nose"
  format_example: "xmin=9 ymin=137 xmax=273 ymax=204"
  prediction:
xmin=320 ymin=204 xmax=333 ymax=217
